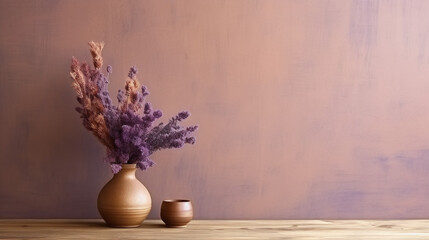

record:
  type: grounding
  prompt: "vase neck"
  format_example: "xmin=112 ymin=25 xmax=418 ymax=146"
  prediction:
xmin=115 ymin=164 xmax=137 ymax=178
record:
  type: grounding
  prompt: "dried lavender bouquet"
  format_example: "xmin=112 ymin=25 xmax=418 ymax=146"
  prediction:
xmin=70 ymin=41 xmax=198 ymax=173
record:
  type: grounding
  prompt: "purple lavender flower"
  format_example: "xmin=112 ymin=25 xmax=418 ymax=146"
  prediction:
xmin=117 ymin=89 xmax=126 ymax=104
xmin=143 ymin=114 xmax=155 ymax=122
xmin=132 ymin=136 xmax=142 ymax=146
xmin=186 ymin=125 xmax=198 ymax=132
xmin=141 ymin=85 xmax=149 ymax=96
xmin=144 ymin=102 xmax=152 ymax=114
xmin=185 ymin=137 xmax=196 ymax=144
xmin=137 ymin=161 xmax=147 ymax=170
xmin=111 ymin=164 xmax=122 ymax=174
xmin=170 ymin=140 xmax=184 ymax=148
xmin=114 ymin=139 xmax=122 ymax=148
xmin=136 ymin=92 xmax=144 ymax=104
xmin=128 ymin=66 xmax=138 ymax=78
xmin=137 ymin=158 xmax=155 ymax=170
xmin=177 ymin=111 xmax=190 ymax=121
xmin=119 ymin=153 xmax=129 ymax=163
xmin=153 ymin=110 xmax=162 ymax=119
xmin=71 ymin=46 xmax=198 ymax=174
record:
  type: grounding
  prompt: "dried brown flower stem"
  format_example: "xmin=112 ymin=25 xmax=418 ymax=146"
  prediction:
xmin=88 ymin=41 xmax=104 ymax=70
xmin=70 ymin=42 xmax=114 ymax=149
xmin=122 ymin=77 xmax=142 ymax=112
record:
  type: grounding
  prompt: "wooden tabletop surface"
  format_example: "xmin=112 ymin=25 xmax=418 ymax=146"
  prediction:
xmin=1 ymin=219 xmax=429 ymax=239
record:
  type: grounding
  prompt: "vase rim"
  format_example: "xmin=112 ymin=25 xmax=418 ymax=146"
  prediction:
xmin=163 ymin=199 xmax=191 ymax=203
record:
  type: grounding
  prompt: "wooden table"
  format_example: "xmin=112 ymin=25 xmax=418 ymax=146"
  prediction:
xmin=1 ymin=219 xmax=429 ymax=239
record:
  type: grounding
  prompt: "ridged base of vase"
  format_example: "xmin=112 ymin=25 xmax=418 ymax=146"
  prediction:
xmin=98 ymin=207 xmax=151 ymax=228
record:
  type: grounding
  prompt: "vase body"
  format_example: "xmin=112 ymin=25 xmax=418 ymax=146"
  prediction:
xmin=97 ymin=164 xmax=151 ymax=227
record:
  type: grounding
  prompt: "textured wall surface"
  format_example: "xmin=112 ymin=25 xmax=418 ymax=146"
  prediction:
xmin=2 ymin=0 xmax=429 ymax=219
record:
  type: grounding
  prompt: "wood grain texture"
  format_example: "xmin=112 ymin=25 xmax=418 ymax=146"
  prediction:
xmin=2 ymin=0 xmax=429 ymax=219
xmin=2 ymin=219 xmax=429 ymax=239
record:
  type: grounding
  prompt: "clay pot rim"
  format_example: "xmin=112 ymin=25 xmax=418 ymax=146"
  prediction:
xmin=162 ymin=199 xmax=191 ymax=203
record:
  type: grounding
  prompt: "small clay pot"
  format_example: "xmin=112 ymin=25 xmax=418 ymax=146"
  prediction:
xmin=160 ymin=199 xmax=193 ymax=227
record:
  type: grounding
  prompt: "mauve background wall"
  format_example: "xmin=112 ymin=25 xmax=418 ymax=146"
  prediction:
xmin=2 ymin=0 xmax=429 ymax=219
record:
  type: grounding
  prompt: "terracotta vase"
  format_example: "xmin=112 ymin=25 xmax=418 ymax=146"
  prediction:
xmin=97 ymin=164 xmax=151 ymax=227
xmin=160 ymin=199 xmax=193 ymax=227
